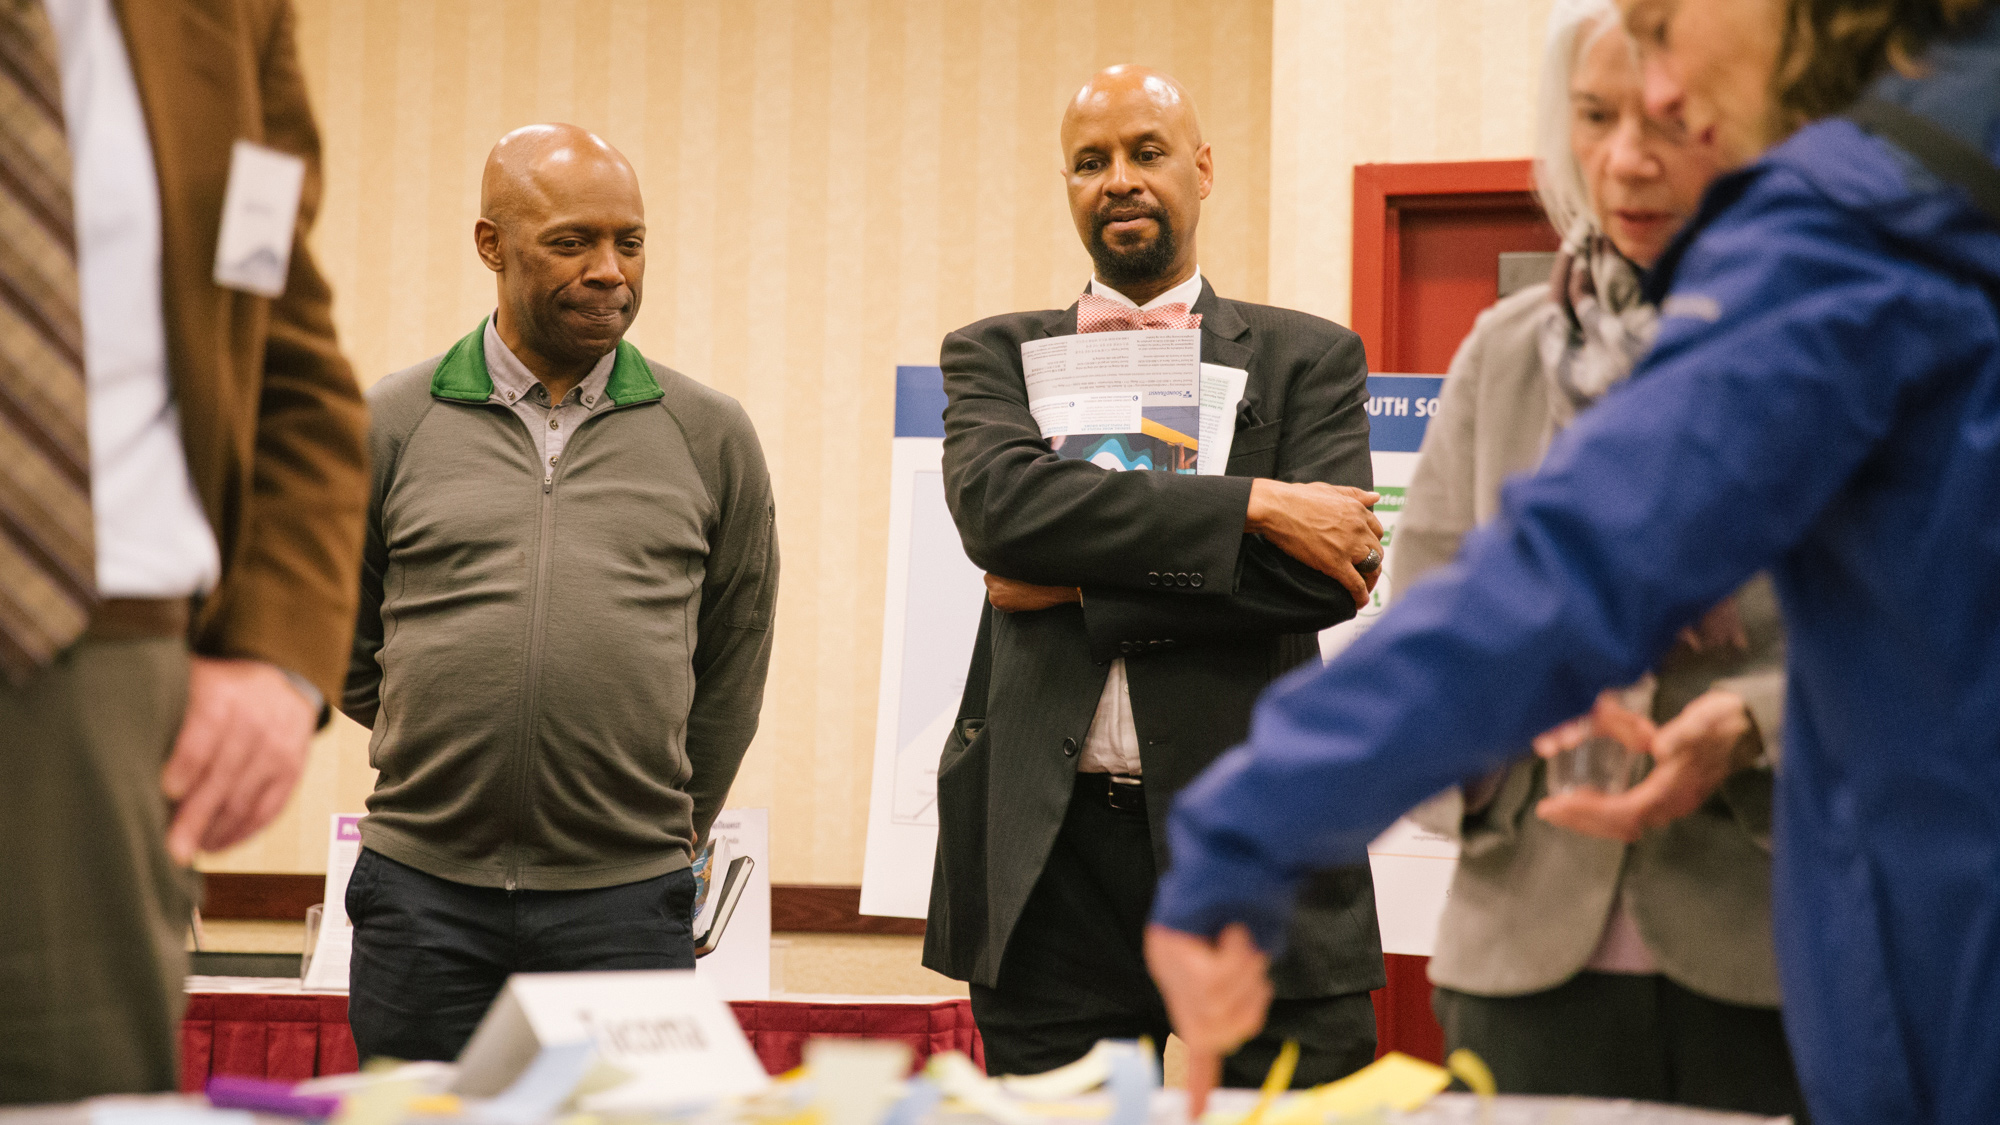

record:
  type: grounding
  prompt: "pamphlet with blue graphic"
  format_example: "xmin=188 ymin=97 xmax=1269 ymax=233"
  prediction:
xmin=1022 ymin=329 xmax=1207 ymax=474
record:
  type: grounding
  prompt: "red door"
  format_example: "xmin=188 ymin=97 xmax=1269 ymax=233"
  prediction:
xmin=1353 ymin=160 xmax=1561 ymax=374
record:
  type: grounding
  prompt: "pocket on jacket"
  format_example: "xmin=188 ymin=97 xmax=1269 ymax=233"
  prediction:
xmin=936 ymin=720 xmax=986 ymax=785
xmin=1226 ymin=420 xmax=1283 ymax=477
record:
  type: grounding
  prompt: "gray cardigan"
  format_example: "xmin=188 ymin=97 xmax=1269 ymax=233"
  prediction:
xmin=1392 ymin=284 xmax=1786 ymax=1007
xmin=343 ymin=322 xmax=778 ymax=892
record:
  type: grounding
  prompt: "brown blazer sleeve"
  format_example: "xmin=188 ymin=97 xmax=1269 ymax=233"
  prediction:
xmin=187 ymin=1 xmax=368 ymax=703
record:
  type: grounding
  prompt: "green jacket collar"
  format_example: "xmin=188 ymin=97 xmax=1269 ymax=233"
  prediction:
xmin=431 ymin=318 xmax=664 ymax=406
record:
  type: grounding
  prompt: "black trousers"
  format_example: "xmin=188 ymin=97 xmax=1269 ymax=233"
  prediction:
xmin=1434 ymin=973 xmax=1809 ymax=1121
xmin=971 ymin=775 xmax=1377 ymax=1086
xmin=346 ymin=848 xmax=697 ymax=1062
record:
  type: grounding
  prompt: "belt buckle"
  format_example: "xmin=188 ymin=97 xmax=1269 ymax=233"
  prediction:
xmin=1105 ymin=776 xmax=1145 ymax=813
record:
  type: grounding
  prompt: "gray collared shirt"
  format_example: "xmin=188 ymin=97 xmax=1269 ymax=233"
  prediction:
xmin=482 ymin=318 xmax=617 ymax=483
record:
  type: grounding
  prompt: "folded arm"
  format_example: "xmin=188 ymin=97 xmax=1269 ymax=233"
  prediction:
xmin=941 ymin=327 xmax=1255 ymax=594
xmin=1075 ymin=330 xmax=1379 ymax=652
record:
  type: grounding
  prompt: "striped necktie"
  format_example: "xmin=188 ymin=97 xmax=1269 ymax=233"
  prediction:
xmin=0 ymin=0 xmax=96 ymax=684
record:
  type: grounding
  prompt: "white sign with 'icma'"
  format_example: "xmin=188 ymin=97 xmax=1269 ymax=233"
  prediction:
xmin=454 ymin=970 xmax=767 ymax=1110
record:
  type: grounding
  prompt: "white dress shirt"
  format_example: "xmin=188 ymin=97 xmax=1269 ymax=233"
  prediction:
xmin=47 ymin=0 xmax=222 ymax=599
xmin=1075 ymin=268 xmax=1205 ymax=777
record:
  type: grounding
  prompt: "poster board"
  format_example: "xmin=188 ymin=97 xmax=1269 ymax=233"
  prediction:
xmin=1321 ymin=375 xmax=1459 ymax=958
xmin=858 ymin=368 xmax=982 ymax=918
xmin=301 ymin=814 xmax=362 ymax=991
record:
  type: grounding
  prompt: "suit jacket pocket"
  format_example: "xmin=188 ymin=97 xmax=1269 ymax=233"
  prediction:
xmin=1226 ymin=419 xmax=1283 ymax=478
xmin=937 ymin=721 xmax=986 ymax=786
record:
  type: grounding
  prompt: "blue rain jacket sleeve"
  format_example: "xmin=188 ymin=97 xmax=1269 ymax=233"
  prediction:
xmin=1149 ymin=161 xmax=1992 ymax=957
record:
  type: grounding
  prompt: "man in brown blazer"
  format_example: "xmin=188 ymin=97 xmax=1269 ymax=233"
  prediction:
xmin=0 ymin=0 xmax=367 ymax=1102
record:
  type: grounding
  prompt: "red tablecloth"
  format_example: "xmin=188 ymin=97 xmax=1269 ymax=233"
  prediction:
xmin=181 ymin=962 xmax=1439 ymax=1093
xmin=179 ymin=994 xmax=982 ymax=1092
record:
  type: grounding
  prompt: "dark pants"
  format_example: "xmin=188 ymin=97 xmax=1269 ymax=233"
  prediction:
xmin=1434 ymin=973 xmax=1809 ymax=1121
xmin=346 ymin=848 xmax=698 ymax=1062
xmin=971 ymin=775 xmax=1376 ymax=1086
xmin=0 ymin=639 xmax=194 ymax=1103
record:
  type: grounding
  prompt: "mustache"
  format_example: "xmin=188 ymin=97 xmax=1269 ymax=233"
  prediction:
xmin=1091 ymin=202 xmax=1170 ymax=232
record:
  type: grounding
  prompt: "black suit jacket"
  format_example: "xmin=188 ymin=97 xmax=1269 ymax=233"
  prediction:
xmin=922 ymin=280 xmax=1386 ymax=998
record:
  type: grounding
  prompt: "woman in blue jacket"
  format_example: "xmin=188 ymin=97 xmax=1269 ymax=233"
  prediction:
xmin=1147 ymin=3 xmax=2000 ymax=1123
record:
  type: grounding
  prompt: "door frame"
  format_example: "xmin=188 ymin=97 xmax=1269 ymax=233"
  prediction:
xmin=1350 ymin=159 xmax=1539 ymax=370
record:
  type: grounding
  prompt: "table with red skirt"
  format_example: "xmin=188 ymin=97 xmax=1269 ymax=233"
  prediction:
xmin=180 ymin=959 xmax=1439 ymax=1091
xmin=178 ymin=991 xmax=984 ymax=1092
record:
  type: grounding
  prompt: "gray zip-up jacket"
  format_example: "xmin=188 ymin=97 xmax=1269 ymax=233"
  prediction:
xmin=342 ymin=320 xmax=778 ymax=891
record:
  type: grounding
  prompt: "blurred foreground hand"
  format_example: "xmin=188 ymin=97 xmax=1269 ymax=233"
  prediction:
xmin=161 ymin=657 xmax=317 ymax=864
xmin=1146 ymin=922 xmax=1273 ymax=1118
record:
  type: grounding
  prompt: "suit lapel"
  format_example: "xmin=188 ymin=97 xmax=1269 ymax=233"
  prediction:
xmin=1191 ymin=279 xmax=1253 ymax=372
xmin=1038 ymin=302 xmax=1080 ymax=340
xmin=114 ymin=0 xmax=243 ymax=527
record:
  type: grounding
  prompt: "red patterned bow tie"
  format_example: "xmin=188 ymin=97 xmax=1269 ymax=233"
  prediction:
xmin=1076 ymin=290 xmax=1203 ymax=333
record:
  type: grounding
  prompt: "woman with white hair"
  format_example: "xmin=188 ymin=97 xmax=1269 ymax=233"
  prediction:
xmin=1387 ymin=0 xmax=1807 ymax=1114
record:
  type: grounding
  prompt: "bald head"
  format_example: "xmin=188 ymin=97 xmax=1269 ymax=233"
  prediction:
xmin=474 ymin=124 xmax=646 ymax=389
xmin=1059 ymin=66 xmax=1211 ymax=303
xmin=1061 ymin=65 xmax=1204 ymax=154
xmin=480 ymin=123 xmax=640 ymax=230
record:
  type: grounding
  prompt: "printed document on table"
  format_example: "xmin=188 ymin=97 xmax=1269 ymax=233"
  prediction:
xmin=1022 ymin=329 xmax=1202 ymax=473
xmin=1196 ymin=363 xmax=1249 ymax=476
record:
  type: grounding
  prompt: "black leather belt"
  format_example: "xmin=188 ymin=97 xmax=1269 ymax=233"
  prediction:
xmin=1077 ymin=772 xmax=1146 ymax=813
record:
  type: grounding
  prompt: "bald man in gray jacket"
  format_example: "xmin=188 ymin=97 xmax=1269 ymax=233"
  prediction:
xmin=341 ymin=125 xmax=777 ymax=1062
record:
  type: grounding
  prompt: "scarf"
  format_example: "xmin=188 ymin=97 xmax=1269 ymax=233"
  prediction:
xmin=1536 ymin=221 xmax=1660 ymax=428
xmin=1538 ymin=222 xmax=1748 ymax=657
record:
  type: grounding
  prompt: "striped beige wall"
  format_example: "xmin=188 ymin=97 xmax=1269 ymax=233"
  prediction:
xmin=201 ymin=0 xmax=1274 ymax=882
xmin=1267 ymin=0 xmax=1556 ymax=324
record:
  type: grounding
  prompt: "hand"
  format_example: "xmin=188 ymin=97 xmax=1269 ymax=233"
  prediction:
xmin=984 ymin=573 xmax=1081 ymax=613
xmin=1244 ymin=480 xmax=1383 ymax=608
xmin=1145 ymin=923 xmax=1272 ymax=1118
xmin=161 ymin=657 xmax=318 ymax=864
xmin=1530 ymin=690 xmax=1655 ymax=762
xmin=1536 ymin=689 xmax=1758 ymax=843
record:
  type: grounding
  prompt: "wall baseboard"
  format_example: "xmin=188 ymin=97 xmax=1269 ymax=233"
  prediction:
xmin=197 ymin=873 xmax=926 ymax=936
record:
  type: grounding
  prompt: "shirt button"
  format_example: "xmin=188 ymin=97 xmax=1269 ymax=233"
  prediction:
xmin=1062 ymin=738 xmax=1079 ymax=757
xmin=505 ymin=391 xmax=516 ymax=402
xmin=549 ymin=418 xmax=560 ymax=430
xmin=585 ymin=395 xmax=597 ymax=406
xmin=549 ymin=455 xmax=558 ymax=466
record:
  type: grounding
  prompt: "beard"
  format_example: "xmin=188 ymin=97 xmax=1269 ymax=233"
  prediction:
xmin=1087 ymin=203 xmax=1179 ymax=289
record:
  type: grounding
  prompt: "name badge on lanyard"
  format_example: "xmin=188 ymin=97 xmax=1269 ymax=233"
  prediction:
xmin=213 ymin=140 xmax=306 ymax=298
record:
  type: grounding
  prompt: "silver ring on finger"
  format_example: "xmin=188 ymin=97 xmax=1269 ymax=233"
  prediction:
xmin=1356 ymin=547 xmax=1383 ymax=574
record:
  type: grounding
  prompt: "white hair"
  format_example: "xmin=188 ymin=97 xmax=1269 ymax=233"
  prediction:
xmin=1534 ymin=0 xmax=1623 ymax=242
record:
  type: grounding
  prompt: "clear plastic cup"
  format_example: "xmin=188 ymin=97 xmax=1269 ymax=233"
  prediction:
xmin=300 ymin=902 xmax=323 ymax=982
xmin=1547 ymin=734 xmax=1640 ymax=796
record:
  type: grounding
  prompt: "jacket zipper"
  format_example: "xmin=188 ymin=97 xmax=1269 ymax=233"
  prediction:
xmin=504 ymin=403 xmax=609 ymax=892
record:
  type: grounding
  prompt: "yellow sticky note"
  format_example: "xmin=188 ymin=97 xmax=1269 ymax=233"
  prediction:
xmin=1264 ymin=1052 xmax=1450 ymax=1125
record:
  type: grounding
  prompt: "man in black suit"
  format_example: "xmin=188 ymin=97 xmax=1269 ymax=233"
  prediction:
xmin=923 ymin=65 xmax=1386 ymax=1088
